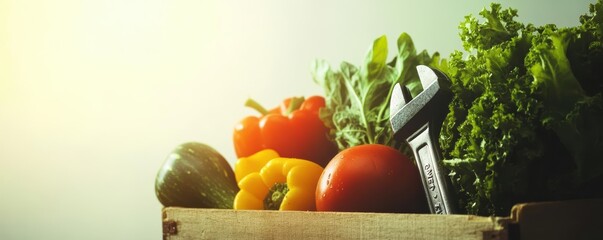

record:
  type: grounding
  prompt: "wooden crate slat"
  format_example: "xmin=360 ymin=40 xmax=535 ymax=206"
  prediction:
xmin=510 ymin=198 xmax=603 ymax=240
xmin=162 ymin=208 xmax=506 ymax=240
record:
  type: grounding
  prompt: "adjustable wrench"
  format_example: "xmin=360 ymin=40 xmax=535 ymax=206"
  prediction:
xmin=389 ymin=65 xmax=455 ymax=214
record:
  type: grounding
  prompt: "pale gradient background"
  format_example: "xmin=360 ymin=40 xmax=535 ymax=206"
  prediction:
xmin=0 ymin=0 xmax=595 ymax=239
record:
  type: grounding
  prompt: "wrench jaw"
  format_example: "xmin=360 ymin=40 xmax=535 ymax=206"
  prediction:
xmin=417 ymin=65 xmax=440 ymax=89
xmin=389 ymin=83 xmax=410 ymax=121
xmin=389 ymin=65 xmax=456 ymax=214
xmin=389 ymin=68 xmax=452 ymax=142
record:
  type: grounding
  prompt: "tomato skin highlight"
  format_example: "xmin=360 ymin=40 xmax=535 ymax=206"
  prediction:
xmin=315 ymin=144 xmax=428 ymax=213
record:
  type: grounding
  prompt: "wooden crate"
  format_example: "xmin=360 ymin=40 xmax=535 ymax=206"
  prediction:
xmin=161 ymin=198 xmax=603 ymax=240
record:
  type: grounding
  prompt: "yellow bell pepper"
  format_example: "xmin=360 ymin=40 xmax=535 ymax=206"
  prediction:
xmin=233 ymin=149 xmax=324 ymax=211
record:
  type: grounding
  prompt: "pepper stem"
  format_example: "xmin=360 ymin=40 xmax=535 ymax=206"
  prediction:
xmin=263 ymin=183 xmax=289 ymax=210
xmin=285 ymin=96 xmax=305 ymax=115
xmin=244 ymin=98 xmax=269 ymax=115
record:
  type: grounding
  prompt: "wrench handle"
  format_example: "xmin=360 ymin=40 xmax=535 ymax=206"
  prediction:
xmin=407 ymin=123 xmax=455 ymax=214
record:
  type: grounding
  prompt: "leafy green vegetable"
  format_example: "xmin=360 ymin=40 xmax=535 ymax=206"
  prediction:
xmin=312 ymin=33 xmax=441 ymax=151
xmin=312 ymin=1 xmax=603 ymax=216
xmin=527 ymin=24 xmax=603 ymax=183
xmin=441 ymin=1 xmax=603 ymax=215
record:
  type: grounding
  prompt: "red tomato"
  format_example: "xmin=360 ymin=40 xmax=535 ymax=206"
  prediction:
xmin=315 ymin=144 xmax=428 ymax=213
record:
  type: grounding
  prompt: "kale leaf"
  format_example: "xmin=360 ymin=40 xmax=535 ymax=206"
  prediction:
xmin=441 ymin=1 xmax=603 ymax=215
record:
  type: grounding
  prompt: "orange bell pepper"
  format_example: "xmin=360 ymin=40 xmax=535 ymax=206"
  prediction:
xmin=233 ymin=96 xmax=338 ymax=167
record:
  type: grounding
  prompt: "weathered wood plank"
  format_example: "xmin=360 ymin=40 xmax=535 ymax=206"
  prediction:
xmin=510 ymin=198 xmax=603 ymax=240
xmin=162 ymin=208 xmax=506 ymax=240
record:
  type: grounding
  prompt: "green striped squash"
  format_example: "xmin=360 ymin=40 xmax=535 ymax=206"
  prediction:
xmin=155 ymin=142 xmax=239 ymax=208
